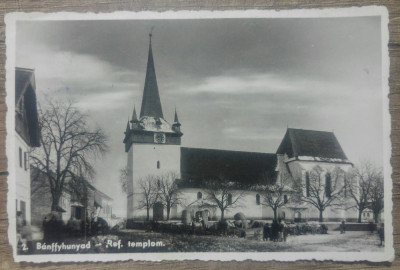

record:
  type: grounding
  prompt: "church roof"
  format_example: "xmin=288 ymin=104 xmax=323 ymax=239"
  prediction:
xmin=276 ymin=128 xmax=349 ymax=162
xmin=180 ymin=147 xmax=277 ymax=188
xmin=139 ymin=35 xmax=164 ymax=119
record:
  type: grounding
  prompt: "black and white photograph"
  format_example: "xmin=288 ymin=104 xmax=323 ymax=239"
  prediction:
xmin=5 ymin=7 xmax=393 ymax=262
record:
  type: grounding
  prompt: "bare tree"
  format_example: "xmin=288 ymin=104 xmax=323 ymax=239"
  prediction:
xmin=119 ymin=166 xmax=129 ymax=194
xmin=204 ymin=175 xmax=245 ymax=220
xmin=137 ymin=175 xmax=159 ymax=221
xmin=158 ymin=171 xmax=182 ymax=220
xmin=346 ymin=161 xmax=381 ymax=223
xmin=254 ymin=172 xmax=293 ymax=221
xmin=297 ymin=166 xmax=345 ymax=222
xmin=369 ymin=170 xmax=384 ymax=223
xmin=30 ymin=100 xmax=108 ymax=212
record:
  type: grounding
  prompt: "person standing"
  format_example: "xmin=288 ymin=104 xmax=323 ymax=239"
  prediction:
xmin=278 ymin=220 xmax=284 ymax=242
xmin=263 ymin=223 xmax=270 ymax=241
xmin=281 ymin=221 xmax=288 ymax=242
xmin=271 ymin=220 xmax=279 ymax=242
xmin=340 ymin=220 xmax=346 ymax=234
xmin=378 ymin=223 xmax=385 ymax=246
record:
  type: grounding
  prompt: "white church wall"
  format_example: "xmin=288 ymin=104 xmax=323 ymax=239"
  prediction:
xmin=126 ymin=143 xmax=181 ymax=219
xmin=177 ymin=188 xmax=276 ymax=221
xmin=284 ymin=159 xmax=357 ymax=221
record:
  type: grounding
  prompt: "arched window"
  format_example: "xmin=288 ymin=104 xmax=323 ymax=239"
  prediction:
xmin=325 ymin=173 xmax=332 ymax=198
xmin=284 ymin=195 xmax=288 ymax=203
xmin=197 ymin=192 xmax=202 ymax=200
xmin=256 ymin=194 xmax=260 ymax=205
xmin=305 ymin=172 xmax=310 ymax=197
xmin=157 ymin=160 xmax=160 ymax=169
xmin=227 ymin=193 xmax=232 ymax=205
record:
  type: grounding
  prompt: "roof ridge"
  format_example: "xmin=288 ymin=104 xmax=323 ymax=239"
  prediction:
xmin=181 ymin=146 xmax=276 ymax=156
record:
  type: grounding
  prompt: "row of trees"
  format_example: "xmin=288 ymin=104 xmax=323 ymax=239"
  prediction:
xmin=122 ymin=162 xmax=384 ymax=223
xmin=32 ymin=100 xmax=384 ymax=224
xmin=121 ymin=170 xmax=182 ymax=221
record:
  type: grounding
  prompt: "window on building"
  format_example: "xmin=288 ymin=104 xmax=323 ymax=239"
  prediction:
xmin=256 ymin=194 xmax=260 ymax=205
xmin=20 ymin=200 xmax=26 ymax=222
xmin=325 ymin=173 xmax=332 ymax=198
xmin=197 ymin=192 xmax=202 ymax=200
xmin=24 ymin=152 xmax=28 ymax=171
xmin=305 ymin=172 xmax=310 ymax=197
xmin=284 ymin=195 xmax=288 ymax=203
xmin=281 ymin=211 xmax=286 ymax=219
xmin=157 ymin=160 xmax=160 ymax=169
xmin=19 ymin=147 xmax=22 ymax=168
xmin=227 ymin=193 xmax=232 ymax=205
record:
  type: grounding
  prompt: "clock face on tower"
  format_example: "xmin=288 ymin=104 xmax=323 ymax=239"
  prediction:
xmin=154 ymin=133 xmax=166 ymax=144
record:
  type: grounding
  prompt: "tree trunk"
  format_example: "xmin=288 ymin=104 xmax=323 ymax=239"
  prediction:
xmin=374 ymin=212 xmax=379 ymax=224
xmin=221 ymin=209 xmax=225 ymax=220
xmin=358 ymin=209 xmax=362 ymax=223
xmin=146 ymin=207 xmax=150 ymax=221
xmin=51 ymin=192 xmax=61 ymax=212
xmin=273 ymin=208 xmax=277 ymax=221
xmin=319 ymin=210 xmax=323 ymax=222
xmin=166 ymin=203 xmax=171 ymax=220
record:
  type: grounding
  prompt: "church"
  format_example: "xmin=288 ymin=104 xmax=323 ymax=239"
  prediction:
xmin=123 ymin=34 xmax=358 ymax=223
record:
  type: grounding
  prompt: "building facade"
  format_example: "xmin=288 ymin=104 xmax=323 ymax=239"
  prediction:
xmin=31 ymin=167 xmax=113 ymax=227
xmin=15 ymin=68 xmax=40 ymax=226
xmin=123 ymin=36 xmax=359 ymax=222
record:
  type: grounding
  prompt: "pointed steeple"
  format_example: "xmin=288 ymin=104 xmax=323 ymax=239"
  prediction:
xmin=172 ymin=108 xmax=182 ymax=133
xmin=140 ymin=32 xmax=164 ymax=119
xmin=173 ymin=108 xmax=181 ymax=126
xmin=125 ymin=118 xmax=130 ymax=134
xmin=131 ymin=106 xmax=138 ymax=123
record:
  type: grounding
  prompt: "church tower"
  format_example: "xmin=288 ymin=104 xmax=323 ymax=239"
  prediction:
xmin=123 ymin=33 xmax=183 ymax=221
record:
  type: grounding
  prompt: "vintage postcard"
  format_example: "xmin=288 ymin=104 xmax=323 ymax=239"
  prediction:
xmin=5 ymin=7 xmax=393 ymax=262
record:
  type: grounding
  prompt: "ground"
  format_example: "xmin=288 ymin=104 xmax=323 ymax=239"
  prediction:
xmin=23 ymin=230 xmax=384 ymax=254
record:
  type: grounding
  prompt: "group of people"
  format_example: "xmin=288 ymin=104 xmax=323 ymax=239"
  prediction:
xmin=263 ymin=219 xmax=287 ymax=242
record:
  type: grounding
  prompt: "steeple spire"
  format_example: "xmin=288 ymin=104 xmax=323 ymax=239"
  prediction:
xmin=131 ymin=106 xmax=138 ymax=123
xmin=125 ymin=118 xmax=130 ymax=134
xmin=172 ymin=108 xmax=182 ymax=134
xmin=174 ymin=108 xmax=180 ymax=125
xmin=140 ymin=31 xmax=164 ymax=119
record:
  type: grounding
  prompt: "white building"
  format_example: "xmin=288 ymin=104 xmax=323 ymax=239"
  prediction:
xmin=15 ymin=67 xmax=40 ymax=226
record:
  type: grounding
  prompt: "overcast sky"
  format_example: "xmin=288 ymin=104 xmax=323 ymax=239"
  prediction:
xmin=15 ymin=16 xmax=384 ymax=216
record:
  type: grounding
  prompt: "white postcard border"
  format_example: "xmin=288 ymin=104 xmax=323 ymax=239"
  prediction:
xmin=5 ymin=6 xmax=394 ymax=263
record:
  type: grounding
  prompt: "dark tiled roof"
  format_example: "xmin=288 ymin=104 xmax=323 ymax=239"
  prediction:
xmin=15 ymin=68 xmax=40 ymax=147
xmin=180 ymin=147 xmax=277 ymax=188
xmin=15 ymin=68 xmax=34 ymax=104
xmin=139 ymin=38 xmax=164 ymax=119
xmin=276 ymin=128 xmax=348 ymax=160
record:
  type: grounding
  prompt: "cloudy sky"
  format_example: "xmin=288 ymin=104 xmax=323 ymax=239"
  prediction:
xmin=15 ymin=15 xmax=385 ymax=216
